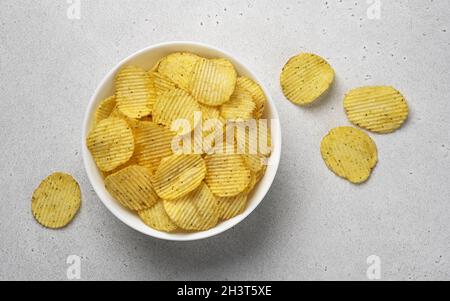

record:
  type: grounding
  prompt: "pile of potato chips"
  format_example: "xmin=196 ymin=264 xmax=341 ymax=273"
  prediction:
xmin=31 ymin=49 xmax=410 ymax=232
xmin=87 ymin=52 xmax=272 ymax=233
xmin=281 ymin=52 xmax=409 ymax=184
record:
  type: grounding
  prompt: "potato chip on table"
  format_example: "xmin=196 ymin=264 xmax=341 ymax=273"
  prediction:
xmin=32 ymin=173 xmax=81 ymax=229
xmin=344 ymin=86 xmax=409 ymax=134
xmin=280 ymin=53 xmax=335 ymax=105
xmin=320 ymin=126 xmax=378 ymax=184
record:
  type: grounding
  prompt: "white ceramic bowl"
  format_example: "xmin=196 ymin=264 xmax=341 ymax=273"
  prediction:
xmin=82 ymin=41 xmax=281 ymax=241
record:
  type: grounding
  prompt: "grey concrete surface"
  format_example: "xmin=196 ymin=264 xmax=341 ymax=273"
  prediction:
xmin=1 ymin=0 xmax=449 ymax=281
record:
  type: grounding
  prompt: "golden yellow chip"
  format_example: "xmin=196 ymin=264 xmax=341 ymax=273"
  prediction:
xmin=205 ymin=154 xmax=251 ymax=197
xmin=157 ymin=52 xmax=200 ymax=90
xmin=153 ymin=88 xmax=201 ymax=135
xmin=200 ymin=103 xmax=221 ymax=121
xmin=148 ymin=71 xmax=178 ymax=95
xmin=134 ymin=121 xmax=176 ymax=173
xmin=115 ymin=65 xmax=155 ymax=118
xmin=189 ymin=58 xmax=237 ymax=106
xmin=163 ymin=182 xmax=219 ymax=231
xmin=173 ymin=130 xmax=209 ymax=155
xmin=109 ymin=106 xmax=141 ymax=129
xmin=138 ymin=201 xmax=178 ymax=232
xmin=243 ymin=154 xmax=266 ymax=173
xmin=87 ymin=117 xmax=135 ymax=172
xmin=243 ymin=172 xmax=257 ymax=193
xmin=344 ymin=86 xmax=409 ymax=134
xmin=210 ymin=58 xmax=237 ymax=69
xmin=217 ymin=193 xmax=248 ymax=220
xmin=95 ymin=96 xmax=116 ymax=125
xmin=220 ymin=86 xmax=256 ymax=120
xmin=280 ymin=53 xmax=335 ymax=105
xmin=236 ymin=77 xmax=266 ymax=118
xmin=152 ymin=154 xmax=206 ymax=201
xmin=255 ymin=164 xmax=267 ymax=183
xmin=31 ymin=173 xmax=81 ymax=229
xmin=320 ymin=126 xmax=378 ymax=184
xmin=102 ymin=154 xmax=139 ymax=178
xmin=197 ymin=111 xmax=226 ymax=155
xmin=233 ymin=120 xmax=272 ymax=156
xmin=105 ymin=165 xmax=159 ymax=211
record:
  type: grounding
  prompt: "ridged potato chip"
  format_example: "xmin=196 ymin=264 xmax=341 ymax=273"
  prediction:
xmin=344 ymin=86 xmax=409 ymax=134
xmin=109 ymin=106 xmax=141 ymax=129
xmin=115 ymin=65 xmax=155 ymax=118
xmin=102 ymin=153 xmax=140 ymax=178
xmin=105 ymin=165 xmax=159 ymax=210
xmin=236 ymin=77 xmax=266 ymax=118
xmin=321 ymin=126 xmax=378 ymax=184
xmin=134 ymin=121 xmax=176 ymax=173
xmin=152 ymin=154 xmax=206 ymax=201
xmin=255 ymin=164 xmax=267 ymax=183
xmin=153 ymin=88 xmax=201 ymax=135
xmin=200 ymin=103 xmax=221 ymax=121
xmin=87 ymin=117 xmax=135 ymax=172
xmin=158 ymin=52 xmax=200 ymax=90
xmin=186 ymin=115 xmax=225 ymax=155
xmin=148 ymin=71 xmax=178 ymax=95
xmin=205 ymin=154 xmax=251 ymax=197
xmin=163 ymin=182 xmax=219 ymax=231
xmin=95 ymin=96 xmax=116 ymax=125
xmin=220 ymin=86 xmax=256 ymax=120
xmin=217 ymin=193 xmax=248 ymax=220
xmin=280 ymin=53 xmax=334 ymax=105
xmin=236 ymin=123 xmax=272 ymax=174
xmin=138 ymin=201 xmax=178 ymax=232
xmin=31 ymin=173 xmax=81 ymax=229
xmin=189 ymin=58 xmax=237 ymax=106
xmin=243 ymin=154 xmax=266 ymax=173
xmin=234 ymin=120 xmax=272 ymax=156
xmin=243 ymin=172 xmax=257 ymax=194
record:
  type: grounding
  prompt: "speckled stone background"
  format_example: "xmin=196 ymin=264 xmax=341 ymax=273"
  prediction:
xmin=1 ymin=0 xmax=449 ymax=281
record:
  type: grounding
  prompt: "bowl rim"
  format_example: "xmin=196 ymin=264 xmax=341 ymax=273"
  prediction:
xmin=82 ymin=41 xmax=282 ymax=241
